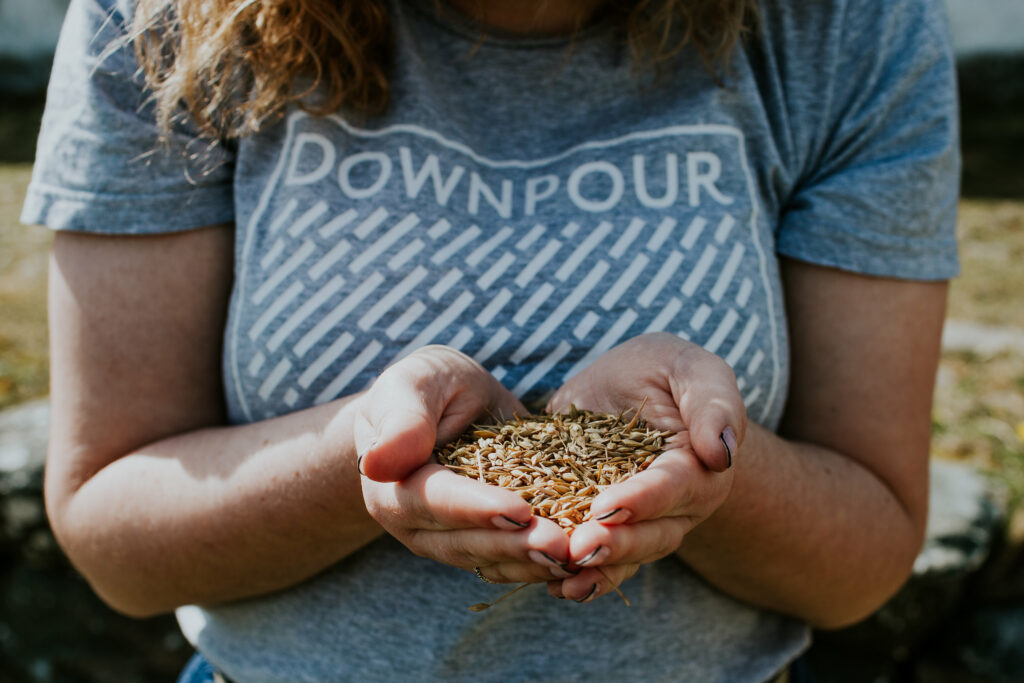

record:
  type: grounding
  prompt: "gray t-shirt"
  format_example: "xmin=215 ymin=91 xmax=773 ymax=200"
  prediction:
xmin=23 ymin=0 xmax=959 ymax=680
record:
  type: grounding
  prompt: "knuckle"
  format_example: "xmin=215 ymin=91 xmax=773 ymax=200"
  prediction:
xmin=461 ymin=546 xmax=487 ymax=568
xmin=402 ymin=529 xmax=431 ymax=559
xmin=656 ymin=524 xmax=685 ymax=558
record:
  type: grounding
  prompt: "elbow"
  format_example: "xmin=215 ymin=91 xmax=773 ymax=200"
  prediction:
xmin=804 ymin=568 xmax=915 ymax=631
xmin=807 ymin=519 xmax=925 ymax=631
xmin=90 ymin=585 xmax=177 ymax=620
xmin=50 ymin=524 xmax=180 ymax=619
xmin=44 ymin=471 xmax=177 ymax=619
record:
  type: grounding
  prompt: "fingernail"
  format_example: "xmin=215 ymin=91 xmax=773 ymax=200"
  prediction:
xmin=575 ymin=584 xmax=598 ymax=603
xmin=529 ymin=550 xmax=567 ymax=570
xmin=721 ymin=427 xmax=738 ymax=468
xmin=356 ymin=455 xmax=365 ymax=476
xmin=492 ymin=515 xmax=529 ymax=530
xmin=549 ymin=566 xmax=572 ymax=578
xmin=595 ymin=507 xmax=632 ymax=524
xmin=577 ymin=545 xmax=609 ymax=567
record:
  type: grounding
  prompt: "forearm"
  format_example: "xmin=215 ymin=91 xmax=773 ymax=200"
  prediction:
xmin=677 ymin=422 xmax=925 ymax=629
xmin=47 ymin=395 xmax=381 ymax=617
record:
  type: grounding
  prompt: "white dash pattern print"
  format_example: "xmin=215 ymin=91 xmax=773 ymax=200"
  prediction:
xmin=227 ymin=112 xmax=785 ymax=425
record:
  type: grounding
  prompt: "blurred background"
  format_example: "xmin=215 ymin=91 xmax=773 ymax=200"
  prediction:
xmin=1 ymin=0 xmax=1022 ymax=681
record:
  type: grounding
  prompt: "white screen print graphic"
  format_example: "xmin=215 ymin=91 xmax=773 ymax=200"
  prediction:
xmin=231 ymin=111 xmax=783 ymax=425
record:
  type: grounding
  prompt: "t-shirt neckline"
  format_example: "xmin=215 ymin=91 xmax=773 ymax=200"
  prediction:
xmin=400 ymin=0 xmax=616 ymax=50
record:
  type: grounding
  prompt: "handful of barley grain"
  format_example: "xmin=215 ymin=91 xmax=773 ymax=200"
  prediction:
xmin=436 ymin=403 xmax=674 ymax=532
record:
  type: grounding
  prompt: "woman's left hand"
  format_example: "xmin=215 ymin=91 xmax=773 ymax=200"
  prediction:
xmin=543 ymin=333 xmax=746 ymax=602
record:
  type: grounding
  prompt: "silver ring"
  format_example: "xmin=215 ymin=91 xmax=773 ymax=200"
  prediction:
xmin=473 ymin=566 xmax=498 ymax=584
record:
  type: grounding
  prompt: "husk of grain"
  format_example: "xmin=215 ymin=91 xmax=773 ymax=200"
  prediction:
xmin=436 ymin=403 xmax=674 ymax=532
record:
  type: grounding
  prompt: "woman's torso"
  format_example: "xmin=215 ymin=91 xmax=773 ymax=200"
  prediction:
xmin=183 ymin=2 xmax=821 ymax=680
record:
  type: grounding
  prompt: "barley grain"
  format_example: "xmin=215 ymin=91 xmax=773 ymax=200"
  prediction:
xmin=435 ymin=405 xmax=673 ymax=533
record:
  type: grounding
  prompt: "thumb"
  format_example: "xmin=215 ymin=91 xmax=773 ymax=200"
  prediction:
xmin=685 ymin=400 xmax=743 ymax=473
xmin=672 ymin=349 xmax=746 ymax=473
xmin=354 ymin=403 xmax=438 ymax=483
xmin=354 ymin=359 xmax=447 ymax=482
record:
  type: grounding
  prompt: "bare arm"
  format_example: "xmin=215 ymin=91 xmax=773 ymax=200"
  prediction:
xmin=677 ymin=258 xmax=945 ymax=628
xmin=46 ymin=227 xmax=568 ymax=618
xmin=547 ymin=259 xmax=944 ymax=625
xmin=45 ymin=227 xmax=381 ymax=617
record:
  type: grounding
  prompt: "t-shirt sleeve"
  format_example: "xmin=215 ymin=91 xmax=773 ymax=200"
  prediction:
xmin=20 ymin=0 xmax=235 ymax=234
xmin=776 ymin=0 xmax=960 ymax=281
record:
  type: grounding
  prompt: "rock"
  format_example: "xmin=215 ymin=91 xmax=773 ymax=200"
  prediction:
xmin=915 ymin=459 xmax=1007 ymax=578
xmin=948 ymin=603 xmax=1024 ymax=682
xmin=919 ymin=602 xmax=1024 ymax=683
xmin=0 ymin=399 xmax=48 ymax=483
xmin=975 ymin=505 xmax=1024 ymax=602
xmin=0 ymin=400 xmax=54 ymax=568
xmin=942 ymin=320 xmax=1024 ymax=356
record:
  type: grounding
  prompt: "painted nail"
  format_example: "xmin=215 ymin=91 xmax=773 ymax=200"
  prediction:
xmin=595 ymin=508 xmax=632 ymax=523
xmin=549 ymin=566 xmax=572 ymax=579
xmin=529 ymin=549 xmax=567 ymax=570
xmin=721 ymin=427 xmax=738 ymax=468
xmin=492 ymin=515 xmax=529 ymax=530
xmin=575 ymin=584 xmax=598 ymax=603
xmin=576 ymin=545 xmax=609 ymax=567
xmin=356 ymin=455 xmax=365 ymax=476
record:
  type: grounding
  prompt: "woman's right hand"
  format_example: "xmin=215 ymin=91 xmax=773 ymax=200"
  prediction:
xmin=354 ymin=346 xmax=573 ymax=584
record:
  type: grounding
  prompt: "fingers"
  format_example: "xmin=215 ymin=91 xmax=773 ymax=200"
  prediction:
xmin=354 ymin=346 xmax=525 ymax=482
xmin=388 ymin=464 xmax=533 ymax=531
xmin=586 ymin=446 xmax=731 ymax=524
xmin=548 ymin=563 xmax=640 ymax=602
xmin=569 ymin=517 xmax=691 ymax=569
xmin=409 ymin=518 xmax=571 ymax=583
xmin=544 ymin=517 xmax=689 ymax=601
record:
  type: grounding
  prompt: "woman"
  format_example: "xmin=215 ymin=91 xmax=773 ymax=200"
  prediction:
xmin=23 ymin=0 xmax=959 ymax=680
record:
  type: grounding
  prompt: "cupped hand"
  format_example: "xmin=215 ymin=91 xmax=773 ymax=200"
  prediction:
xmin=543 ymin=333 xmax=747 ymax=601
xmin=355 ymin=346 xmax=572 ymax=583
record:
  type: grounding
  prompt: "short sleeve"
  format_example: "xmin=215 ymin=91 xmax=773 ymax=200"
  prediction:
xmin=776 ymin=0 xmax=960 ymax=281
xmin=20 ymin=0 xmax=235 ymax=234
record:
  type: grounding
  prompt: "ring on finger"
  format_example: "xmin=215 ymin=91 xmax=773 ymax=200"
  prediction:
xmin=473 ymin=566 xmax=498 ymax=584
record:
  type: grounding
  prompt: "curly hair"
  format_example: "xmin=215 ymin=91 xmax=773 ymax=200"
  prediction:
xmin=131 ymin=0 xmax=758 ymax=139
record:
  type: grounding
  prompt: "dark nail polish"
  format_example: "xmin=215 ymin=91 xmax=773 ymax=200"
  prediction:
xmin=575 ymin=584 xmax=598 ymax=603
xmin=356 ymin=455 xmax=365 ymax=476
xmin=577 ymin=546 xmax=603 ymax=567
xmin=720 ymin=431 xmax=733 ymax=469
xmin=596 ymin=508 xmax=623 ymax=521
xmin=539 ymin=550 xmax=567 ymax=567
xmin=501 ymin=515 xmax=529 ymax=529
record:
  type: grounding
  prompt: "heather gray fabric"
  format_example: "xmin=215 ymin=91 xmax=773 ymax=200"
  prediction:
xmin=23 ymin=0 xmax=959 ymax=680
